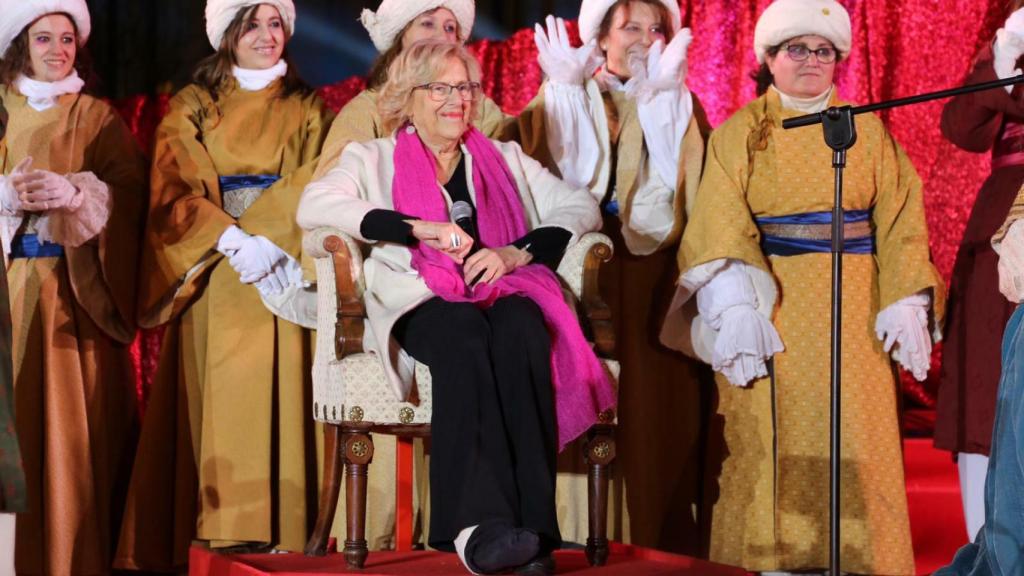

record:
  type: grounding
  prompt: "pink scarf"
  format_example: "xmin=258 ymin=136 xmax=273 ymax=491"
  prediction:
xmin=392 ymin=125 xmax=615 ymax=451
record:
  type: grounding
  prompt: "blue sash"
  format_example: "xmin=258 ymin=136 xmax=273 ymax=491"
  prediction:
xmin=218 ymin=174 xmax=280 ymax=192
xmin=755 ymin=210 xmax=874 ymax=256
xmin=10 ymin=234 xmax=63 ymax=259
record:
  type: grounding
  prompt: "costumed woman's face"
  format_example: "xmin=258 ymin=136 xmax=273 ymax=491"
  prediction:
xmin=402 ymin=8 xmax=459 ymax=46
xmin=235 ymin=4 xmax=286 ymax=70
xmin=767 ymin=34 xmax=836 ymax=99
xmin=410 ymin=56 xmax=474 ymax=145
xmin=27 ymin=14 xmax=77 ymax=82
xmin=600 ymin=1 xmax=667 ymax=79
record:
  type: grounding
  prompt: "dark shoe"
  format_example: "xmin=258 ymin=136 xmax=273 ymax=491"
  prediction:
xmin=515 ymin=554 xmax=555 ymax=575
xmin=463 ymin=520 xmax=540 ymax=574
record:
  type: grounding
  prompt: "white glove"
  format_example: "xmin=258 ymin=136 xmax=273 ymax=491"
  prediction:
xmin=11 ymin=158 xmax=82 ymax=213
xmin=875 ymin=292 xmax=932 ymax=382
xmin=216 ymin=224 xmax=290 ymax=284
xmin=216 ymin=224 xmax=249 ymax=256
xmin=994 ymin=29 xmax=1024 ymax=93
xmin=998 ymin=219 xmax=1024 ymax=303
xmin=0 ymin=157 xmax=34 ymax=214
xmin=1006 ymin=6 xmax=1024 ymax=36
xmin=626 ymin=28 xmax=693 ymax=103
xmin=255 ymin=254 xmax=307 ymax=296
xmin=697 ymin=262 xmax=785 ymax=387
xmin=534 ymin=15 xmax=603 ymax=85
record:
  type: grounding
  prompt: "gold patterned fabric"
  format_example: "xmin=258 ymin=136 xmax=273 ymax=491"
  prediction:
xmin=675 ymin=89 xmax=945 ymax=575
xmin=116 ymin=80 xmax=332 ymax=570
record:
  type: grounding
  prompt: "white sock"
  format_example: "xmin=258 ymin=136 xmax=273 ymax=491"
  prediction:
xmin=958 ymin=452 xmax=989 ymax=541
xmin=0 ymin=513 xmax=14 ymax=576
xmin=454 ymin=525 xmax=481 ymax=575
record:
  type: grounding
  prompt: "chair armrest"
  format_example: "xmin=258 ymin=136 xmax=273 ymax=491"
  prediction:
xmin=556 ymin=232 xmax=615 ymax=358
xmin=304 ymin=227 xmax=366 ymax=359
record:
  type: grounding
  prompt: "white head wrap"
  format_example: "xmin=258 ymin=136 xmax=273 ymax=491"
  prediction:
xmin=578 ymin=0 xmax=681 ymax=45
xmin=0 ymin=0 xmax=90 ymax=59
xmin=753 ymin=0 xmax=851 ymax=64
xmin=360 ymin=0 xmax=475 ymax=53
xmin=205 ymin=0 xmax=296 ymax=50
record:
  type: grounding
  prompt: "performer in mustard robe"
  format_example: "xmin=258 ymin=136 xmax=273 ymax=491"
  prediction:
xmin=0 ymin=1 xmax=146 ymax=574
xmin=661 ymin=1 xmax=944 ymax=573
xmin=115 ymin=0 xmax=331 ymax=567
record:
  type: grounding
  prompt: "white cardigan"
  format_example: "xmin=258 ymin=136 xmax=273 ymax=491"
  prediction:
xmin=297 ymin=134 xmax=602 ymax=402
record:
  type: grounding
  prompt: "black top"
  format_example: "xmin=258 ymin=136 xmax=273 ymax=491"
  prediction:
xmin=359 ymin=156 xmax=573 ymax=269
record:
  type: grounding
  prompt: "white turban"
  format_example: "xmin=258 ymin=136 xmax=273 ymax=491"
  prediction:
xmin=0 ymin=0 xmax=91 ymax=59
xmin=205 ymin=0 xmax=296 ymax=50
xmin=753 ymin=0 xmax=851 ymax=64
xmin=360 ymin=0 xmax=475 ymax=53
xmin=578 ymin=0 xmax=681 ymax=45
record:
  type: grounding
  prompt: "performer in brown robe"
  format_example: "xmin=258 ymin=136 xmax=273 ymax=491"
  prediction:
xmin=0 ymin=1 xmax=147 ymax=573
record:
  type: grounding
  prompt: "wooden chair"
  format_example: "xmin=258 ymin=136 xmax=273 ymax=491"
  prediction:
xmin=302 ymin=228 xmax=619 ymax=569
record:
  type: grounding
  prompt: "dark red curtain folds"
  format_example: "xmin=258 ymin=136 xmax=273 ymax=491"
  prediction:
xmin=119 ymin=0 xmax=1010 ymax=416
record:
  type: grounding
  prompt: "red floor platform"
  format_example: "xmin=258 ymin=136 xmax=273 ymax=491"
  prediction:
xmin=188 ymin=437 xmax=967 ymax=576
xmin=905 ymin=437 xmax=969 ymax=575
xmin=188 ymin=543 xmax=751 ymax=576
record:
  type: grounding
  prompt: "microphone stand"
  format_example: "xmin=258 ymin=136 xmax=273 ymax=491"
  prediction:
xmin=781 ymin=72 xmax=1024 ymax=576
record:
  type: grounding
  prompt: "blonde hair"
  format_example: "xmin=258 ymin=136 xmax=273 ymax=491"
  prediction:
xmin=378 ymin=40 xmax=481 ymax=134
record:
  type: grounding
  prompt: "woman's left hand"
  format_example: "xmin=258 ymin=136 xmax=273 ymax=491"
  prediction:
xmin=463 ymin=246 xmax=532 ymax=286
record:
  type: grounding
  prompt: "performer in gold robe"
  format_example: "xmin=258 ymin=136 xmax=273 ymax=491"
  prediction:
xmin=660 ymin=1 xmax=944 ymax=574
xmin=0 ymin=1 xmax=147 ymax=573
xmin=115 ymin=0 xmax=332 ymax=568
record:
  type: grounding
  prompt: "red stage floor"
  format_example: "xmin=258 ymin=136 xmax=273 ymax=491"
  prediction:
xmin=188 ymin=438 xmax=967 ymax=576
xmin=188 ymin=543 xmax=751 ymax=576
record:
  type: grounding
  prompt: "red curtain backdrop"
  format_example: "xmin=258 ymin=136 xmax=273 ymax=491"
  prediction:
xmin=118 ymin=0 xmax=1010 ymax=415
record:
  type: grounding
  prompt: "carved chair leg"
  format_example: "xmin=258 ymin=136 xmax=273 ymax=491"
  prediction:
xmin=344 ymin=430 xmax=375 ymax=569
xmin=585 ymin=425 xmax=616 ymax=567
xmin=305 ymin=423 xmax=343 ymax=556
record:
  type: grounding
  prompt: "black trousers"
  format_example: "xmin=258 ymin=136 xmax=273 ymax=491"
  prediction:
xmin=392 ymin=295 xmax=561 ymax=552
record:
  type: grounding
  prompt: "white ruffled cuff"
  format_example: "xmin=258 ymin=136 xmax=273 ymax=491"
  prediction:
xmin=36 ymin=171 xmax=112 ymax=247
xmin=636 ymin=88 xmax=692 ymax=191
xmin=0 ymin=176 xmax=19 ymax=216
xmin=543 ymin=82 xmax=601 ymax=190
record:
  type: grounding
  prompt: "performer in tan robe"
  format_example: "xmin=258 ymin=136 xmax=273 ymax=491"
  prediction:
xmin=0 ymin=1 xmax=146 ymax=573
xmin=660 ymin=1 xmax=944 ymax=573
xmin=509 ymin=0 xmax=711 ymax=550
xmin=115 ymin=0 xmax=332 ymax=568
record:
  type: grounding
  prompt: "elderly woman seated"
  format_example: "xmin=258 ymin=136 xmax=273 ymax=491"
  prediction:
xmin=297 ymin=40 xmax=616 ymax=576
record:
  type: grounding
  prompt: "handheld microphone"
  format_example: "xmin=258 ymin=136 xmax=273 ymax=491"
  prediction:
xmin=451 ymin=200 xmax=485 ymax=285
xmin=450 ymin=200 xmax=479 ymax=254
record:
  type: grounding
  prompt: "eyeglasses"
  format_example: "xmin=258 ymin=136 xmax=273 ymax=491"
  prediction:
xmin=415 ymin=81 xmax=482 ymax=102
xmin=782 ymin=43 xmax=838 ymax=64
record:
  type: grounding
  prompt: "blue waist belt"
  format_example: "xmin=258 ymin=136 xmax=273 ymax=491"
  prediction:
xmin=755 ymin=210 xmax=875 ymax=256
xmin=218 ymin=174 xmax=280 ymax=192
xmin=11 ymin=234 xmax=64 ymax=259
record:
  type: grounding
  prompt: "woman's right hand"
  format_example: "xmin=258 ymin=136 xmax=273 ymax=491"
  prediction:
xmin=408 ymin=220 xmax=474 ymax=263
